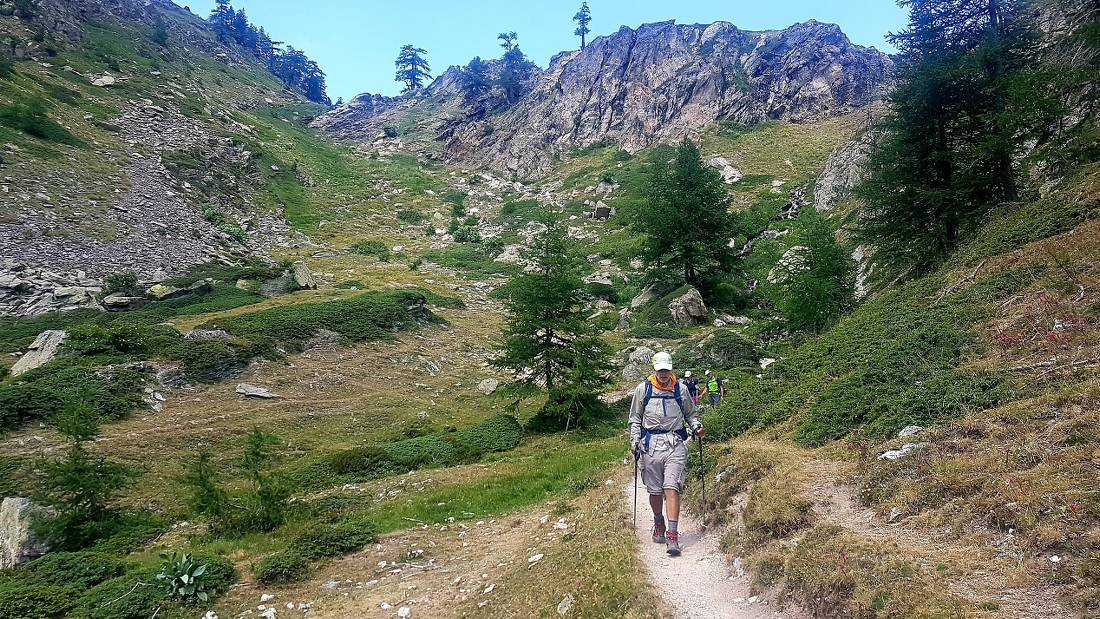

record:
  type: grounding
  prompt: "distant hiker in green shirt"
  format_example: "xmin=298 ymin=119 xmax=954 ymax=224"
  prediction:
xmin=629 ymin=351 xmax=704 ymax=556
xmin=704 ymin=369 xmax=724 ymax=406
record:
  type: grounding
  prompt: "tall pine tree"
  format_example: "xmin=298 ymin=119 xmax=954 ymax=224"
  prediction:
xmin=573 ymin=2 xmax=592 ymax=49
xmin=459 ymin=56 xmax=492 ymax=104
xmin=855 ymin=0 xmax=1035 ymax=277
xmin=493 ymin=215 xmax=614 ymax=430
xmin=395 ymin=45 xmax=431 ymax=94
xmin=632 ymin=139 xmax=737 ymax=293
xmin=497 ymin=32 xmax=535 ymax=104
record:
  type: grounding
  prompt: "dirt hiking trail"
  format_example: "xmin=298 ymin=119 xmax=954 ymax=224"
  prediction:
xmin=625 ymin=471 xmax=807 ymax=619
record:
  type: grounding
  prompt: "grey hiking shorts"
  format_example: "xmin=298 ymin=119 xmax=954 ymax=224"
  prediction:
xmin=641 ymin=441 xmax=687 ymax=495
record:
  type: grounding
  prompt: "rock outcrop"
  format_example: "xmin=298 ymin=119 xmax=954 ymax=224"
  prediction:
xmin=0 ymin=497 xmax=51 ymax=568
xmin=10 ymin=330 xmax=66 ymax=377
xmin=316 ymin=20 xmax=891 ymax=177
xmin=815 ymin=126 xmax=878 ymax=212
xmin=668 ymin=288 xmax=709 ymax=326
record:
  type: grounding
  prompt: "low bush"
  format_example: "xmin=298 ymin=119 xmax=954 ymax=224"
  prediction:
xmin=0 ymin=97 xmax=84 ymax=146
xmin=453 ymin=225 xmax=481 ymax=243
xmin=169 ymin=337 xmax=277 ymax=383
xmin=442 ymin=190 xmax=467 ymax=216
xmin=397 ymin=208 xmax=424 ymax=223
xmin=103 ymin=272 xmax=139 ymax=296
xmin=288 ymin=521 xmax=377 ymax=560
xmin=384 ymin=435 xmax=467 ymax=468
xmin=0 ymin=583 xmax=77 ymax=619
xmin=0 ymin=365 xmax=147 ymax=431
xmin=673 ymin=330 xmax=760 ymax=371
xmin=204 ymin=291 xmax=433 ymax=349
xmin=23 ymin=552 xmax=123 ymax=589
xmin=71 ymin=569 xmax=167 ymax=619
xmin=326 ymin=445 xmax=399 ymax=477
xmin=350 ymin=239 xmax=391 ymax=261
xmin=255 ymin=551 xmax=310 ymax=584
xmin=424 ymin=246 xmax=518 ymax=279
xmin=455 ymin=414 xmax=524 ymax=454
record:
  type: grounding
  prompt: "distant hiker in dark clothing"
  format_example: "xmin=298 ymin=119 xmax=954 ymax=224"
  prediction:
xmin=629 ymin=351 xmax=704 ymax=556
xmin=683 ymin=370 xmax=699 ymax=405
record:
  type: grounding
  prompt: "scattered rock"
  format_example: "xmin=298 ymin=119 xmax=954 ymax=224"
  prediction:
xmin=527 ymin=553 xmax=544 ymax=567
xmin=145 ymin=283 xmax=187 ymax=301
xmin=878 ymin=443 xmax=929 ymax=461
xmin=477 ymin=378 xmax=499 ymax=395
xmin=102 ymin=293 xmax=146 ymax=310
xmin=236 ymin=383 xmax=279 ymax=399
xmin=557 ymin=593 xmax=575 ymax=615
xmin=11 ymin=330 xmax=66 ymax=377
xmin=629 ymin=284 xmax=660 ymax=309
xmin=759 ymin=357 xmax=777 ymax=370
xmin=397 ymin=607 xmax=411 ymax=619
xmin=91 ymin=74 xmax=116 ymax=87
xmin=293 ymin=262 xmax=317 ymax=290
xmin=184 ymin=329 xmax=231 ymax=342
xmin=0 ymin=497 xmax=52 ymax=568
xmin=897 ymin=425 xmax=923 ymax=438
xmin=707 ymin=156 xmax=743 ymax=183
xmin=668 ymin=287 xmax=708 ymax=326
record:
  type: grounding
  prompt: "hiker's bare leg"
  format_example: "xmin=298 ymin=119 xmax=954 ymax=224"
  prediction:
xmin=649 ymin=493 xmax=663 ymax=517
xmin=664 ymin=488 xmax=680 ymax=521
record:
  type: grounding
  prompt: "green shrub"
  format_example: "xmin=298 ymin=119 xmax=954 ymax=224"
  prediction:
xmin=23 ymin=552 xmax=123 ymax=589
xmin=327 ymin=445 xmax=398 ymax=476
xmin=0 ymin=97 xmax=84 ymax=146
xmin=0 ymin=365 xmax=147 ymax=431
xmin=103 ymin=273 xmax=139 ymax=296
xmin=169 ymin=338 xmax=275 ymax=383
xmin=384 ymin=435 xmax=466 ymax=468
xmin=397 ymin=209 xmax=424 ymax=223
xmin=71 ymin=569 xmax=167 ymax=619
xmin=382 ymin=126 xmax=398 ymax=138
xmin=673 ymin=330 xmax=760 ymax=371
xmin=288 ymin=521 xmax=377 ymax=560
xmin=500 ymin=199 xmax=540 ymax=218
xmin=455 ymin=414 xmax=523 ymax=454
xmin=584 ymin=282 xmax=619 ymax=302
xmin=408 ymin=257 xmax=423 ymax=271
xmin=442 ymin=190 xmax=467 ymax=216
xmin=0 ymin=583 xmax=77 ymax=619
xmin=0 ymin=57 xmax=14 ymax=80
xmin=204 ymin=291 xmax=432 ymax=349
xmin=453 ymin=226 xmax=481 ymax=243
xmin=255 ymin=551 xmax=310 ymax=584
xmin=424 ymin=246 xmax=518 ymax=279
xmin=335 ymin=279 xmax=366 ymax=289
xmin=350 ymin=239 xmax=391 ymax=261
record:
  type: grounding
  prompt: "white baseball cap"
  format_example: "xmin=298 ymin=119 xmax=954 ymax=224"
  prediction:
xmin=652 ymin=351 xmax=673 ymax=371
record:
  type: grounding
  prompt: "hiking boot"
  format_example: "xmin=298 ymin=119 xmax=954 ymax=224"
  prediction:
xmin=666 ymin=530 xmax=681 ymax=556
xmin=652 ymin=520 xmax=666 ymax=544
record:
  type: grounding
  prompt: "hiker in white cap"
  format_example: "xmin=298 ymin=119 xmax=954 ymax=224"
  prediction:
xmin=628 ymin=351 xmax=704 ymax=556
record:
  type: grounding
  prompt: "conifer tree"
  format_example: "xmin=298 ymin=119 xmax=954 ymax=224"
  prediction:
xmin=497 ymin=32 xmax=535 ymax=104
xmin=460 ymin=56 xmax=492 ymax=104
xmin=395 ymin=45 xmax=431 ymax=94
xmin=855 ymin=0 xmax=1035 ymax=277
xmin=34 ymin=400 xmax=131 ymax=549
xmin=772 ymin=210 xmax=855 ymax=332
xmin=632 ymin=139 xmax=737 ymax=293
xmin=493 ymin=215 xmax=614 ymax=430
xmin=573 ymin=2 xmax=592 ymax=49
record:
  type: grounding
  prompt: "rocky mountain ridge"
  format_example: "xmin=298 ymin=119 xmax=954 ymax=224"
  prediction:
xmin=313 ymin=19 xmax=892 ymax=177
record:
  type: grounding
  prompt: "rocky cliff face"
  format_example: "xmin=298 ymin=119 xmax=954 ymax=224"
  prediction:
xmin=315 ymin=19 xmax=892 ymax=177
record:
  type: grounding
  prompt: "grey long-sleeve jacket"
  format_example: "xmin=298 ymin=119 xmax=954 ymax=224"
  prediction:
xmin=629 ymin=380 xmax=701 ymax=451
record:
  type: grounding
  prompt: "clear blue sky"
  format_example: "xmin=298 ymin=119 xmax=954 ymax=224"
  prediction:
xmin=182 ymin=1 xmax=908 ymax=102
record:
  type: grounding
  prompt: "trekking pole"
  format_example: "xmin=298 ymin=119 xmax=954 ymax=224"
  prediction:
xmin=632 ymin=447 xmax=640 ymax=531
xmin=697 ymin=434 xmax=706 ymax=527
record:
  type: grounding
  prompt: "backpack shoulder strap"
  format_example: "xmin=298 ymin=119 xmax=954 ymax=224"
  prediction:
xmin=672 ymin=381 xmax=683 ymax=412
xmin=642 ymin=380 xmax=653 ymax=410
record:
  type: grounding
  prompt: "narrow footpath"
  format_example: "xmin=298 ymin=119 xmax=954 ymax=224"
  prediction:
xmin=624 ymin=472 xmax=807 ymax=619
